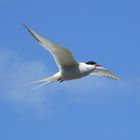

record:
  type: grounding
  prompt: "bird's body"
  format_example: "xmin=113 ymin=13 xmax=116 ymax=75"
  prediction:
xmin=24 ymin=25 xmax=120 ymax=90
xmin=60 ymin=62 xmax=95 ymax=80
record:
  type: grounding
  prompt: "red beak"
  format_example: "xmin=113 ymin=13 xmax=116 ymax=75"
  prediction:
xmin=95 ymin=64 xmax=101 ymax=67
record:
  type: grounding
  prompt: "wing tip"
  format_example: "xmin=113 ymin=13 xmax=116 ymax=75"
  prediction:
xmin=23 ymin=24 xmax=42 ymax=43
xmin=23 ymin=24 xmax=31 ymax=32
xmin=112 ymin=75 xmax=121 ymax=80
xmin=117 ymin=76 xmax=122 ymax=80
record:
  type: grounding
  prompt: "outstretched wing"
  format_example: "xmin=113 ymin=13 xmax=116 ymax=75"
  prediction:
xmin=24 ymin=25 xmax=79 ymax=69
xmin=91 ymin=66 xmax=120 ymax=80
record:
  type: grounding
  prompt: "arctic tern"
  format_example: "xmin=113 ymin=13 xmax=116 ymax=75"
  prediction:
xmin=24 ymin=25 xmax=120 ymax=90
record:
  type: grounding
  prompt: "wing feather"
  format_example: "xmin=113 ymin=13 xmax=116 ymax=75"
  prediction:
xmin=91 ymin=66 xmax=120 ymax=80
xmin=24 ymin=25 xmax=78 ymax=69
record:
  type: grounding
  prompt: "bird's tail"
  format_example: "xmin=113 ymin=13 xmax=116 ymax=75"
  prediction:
xmin=27 ymin=73 xmax=61 ymax=90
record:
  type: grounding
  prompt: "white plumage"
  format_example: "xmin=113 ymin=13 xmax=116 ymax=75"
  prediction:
xmin=24 ymin=25 xmax=120 ymax=90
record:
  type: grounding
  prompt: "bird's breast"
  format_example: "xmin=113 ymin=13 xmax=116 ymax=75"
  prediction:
xmin=61 ymin=65 xmax=91 ymax=80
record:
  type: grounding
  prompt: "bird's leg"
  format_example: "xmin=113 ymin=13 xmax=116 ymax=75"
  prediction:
xmin=59 ymin=79 xmax=64 ymax=82
xmin=57 ymin=77 xmax=64 ymax=83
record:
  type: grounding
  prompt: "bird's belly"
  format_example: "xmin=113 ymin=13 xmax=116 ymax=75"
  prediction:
xmin=61 ymin=68 xmax=90 ymax=80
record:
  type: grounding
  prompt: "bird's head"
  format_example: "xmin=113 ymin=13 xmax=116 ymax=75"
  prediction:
xmin=85 ymin=61 xmax=101 ymax=68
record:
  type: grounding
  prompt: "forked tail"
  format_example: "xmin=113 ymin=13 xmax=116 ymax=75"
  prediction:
xmin=28 ymin=72 xmax=61 ymax=90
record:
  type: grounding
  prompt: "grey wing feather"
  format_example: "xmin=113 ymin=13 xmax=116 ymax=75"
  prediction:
xmin=91 ymin=67 xmax=121 ymax=80
xmin=23 ymin=25 xmax=78 ymax=69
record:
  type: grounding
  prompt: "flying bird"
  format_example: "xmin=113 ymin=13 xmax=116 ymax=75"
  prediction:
xmin=24 ymin=25 xmax=120 ymax=90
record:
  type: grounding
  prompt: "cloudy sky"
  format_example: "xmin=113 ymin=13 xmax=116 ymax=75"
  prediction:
xmin=0 ymin=0 xmax=140 ymax=140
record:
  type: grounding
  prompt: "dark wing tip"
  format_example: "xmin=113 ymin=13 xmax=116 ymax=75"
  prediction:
xmin=112 ymin=74 xmax=121 ymax=80
xmin=117 ymin=76 xmax=122 ymax=80
xmin=23 ymin=24 xmax=31 ymax=32
xmin=23 ymin=24 xmax=41 ymax=43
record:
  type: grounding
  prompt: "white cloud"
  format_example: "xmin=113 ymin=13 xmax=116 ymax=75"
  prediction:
xmin=0 ymin=48 xmax=139 ymax=116
xmin=0 ymin=48 xmax=50 ymax=115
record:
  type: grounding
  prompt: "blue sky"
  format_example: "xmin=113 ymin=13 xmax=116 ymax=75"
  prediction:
xmin=0 ymin=0 xmax=140 ymax=139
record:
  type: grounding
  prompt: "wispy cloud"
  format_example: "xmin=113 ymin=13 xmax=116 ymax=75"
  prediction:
xmin=0 ymin=48 xmax=139 ymax=116
xmin=0 ymin=48 xmax=50 ymax=114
